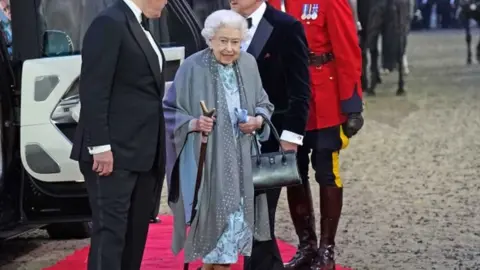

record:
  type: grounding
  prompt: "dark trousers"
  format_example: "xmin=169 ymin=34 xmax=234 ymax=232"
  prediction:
xmin=437 ymin=0 xmax=453 ymax=28
xmin=382 ymin=18 xmax=398 ymax=71
xmin=150 ymin=181 xmax=162 ymax=221
xmin=244 ymin=138 xmax=286 ymax=270
xmin=80 ymin=162 xmax=158 ymax=270
xmin=421 ymin=3 xmax=433 ymax=29
xmin=299 ymin=126 xmax=349 ymax=187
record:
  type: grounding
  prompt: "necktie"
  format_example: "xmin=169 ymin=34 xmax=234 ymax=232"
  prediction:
xmin=246 ymin=17 xmax=253 ymax=29
xmin=141 ymin=14 xmax=150 ymax=31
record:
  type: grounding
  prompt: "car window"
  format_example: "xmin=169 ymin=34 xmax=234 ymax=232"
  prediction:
xmin=37 ymin=0 xmax=200 ymax=57
xmin=187 ymin=0 xmax=230 ymax=25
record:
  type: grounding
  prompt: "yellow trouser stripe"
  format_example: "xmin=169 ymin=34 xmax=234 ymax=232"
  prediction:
xmin=332 ymin=151 xmax=343 ymax=187
xmin=339 ymin=126 xmax=349 ymax=150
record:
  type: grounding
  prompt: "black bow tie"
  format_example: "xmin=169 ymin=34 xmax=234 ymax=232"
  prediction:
xmin=246 ymin=17 xmax=253 ymax=29
xmin=141 ymin=14 xmax=150 ymax=31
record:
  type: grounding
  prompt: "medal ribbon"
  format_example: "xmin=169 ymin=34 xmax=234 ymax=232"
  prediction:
xmin=302 ymin=4 xmax=308 ymax=18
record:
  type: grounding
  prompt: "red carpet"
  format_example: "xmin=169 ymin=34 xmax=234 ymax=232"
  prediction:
xmin=44 ymin=215 xmax=352 ymax=270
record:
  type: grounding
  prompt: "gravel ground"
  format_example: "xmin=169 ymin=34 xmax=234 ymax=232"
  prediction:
xmin=1 ymin=30 xmax=479 ymax=270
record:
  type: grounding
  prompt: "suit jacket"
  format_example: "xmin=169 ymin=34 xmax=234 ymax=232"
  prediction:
xmin=247 ymin=3 xmax=311 ymax=138
xmin=70 ymin=1 xmax=166 ymax=173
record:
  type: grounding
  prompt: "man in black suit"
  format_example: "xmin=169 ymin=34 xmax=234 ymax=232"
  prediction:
xmin=230 ymin=1 xmax=311 ymax=269
xmin=420 ymin=0 xmax=434 ymax=29
xmin=70 ymin=0 xmax=167 ymax=269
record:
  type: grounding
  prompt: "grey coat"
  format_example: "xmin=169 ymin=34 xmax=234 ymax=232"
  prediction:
xmin=163 ymin=49 xmax=274 ymax=262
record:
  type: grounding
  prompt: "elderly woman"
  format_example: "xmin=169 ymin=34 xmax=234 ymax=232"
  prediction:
xmin=163 ymin=9 xmax=274 ymax=270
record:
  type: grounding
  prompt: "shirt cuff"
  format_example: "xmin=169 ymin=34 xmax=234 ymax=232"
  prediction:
xmin=88 ymin=145 xmax=111 ymax=155
xmin=280 ymin=130 xmax=303 ymax=146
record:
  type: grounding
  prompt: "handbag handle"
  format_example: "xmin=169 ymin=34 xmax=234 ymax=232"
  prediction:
xmin=252 ymin=113 xmax=288 ymax=165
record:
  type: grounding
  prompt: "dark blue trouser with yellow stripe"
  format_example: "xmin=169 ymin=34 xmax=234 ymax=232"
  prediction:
xmin=285 ymin=125 xmax=349 ymax=264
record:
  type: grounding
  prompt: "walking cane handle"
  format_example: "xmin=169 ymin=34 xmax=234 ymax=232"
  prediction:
xmin=200 ymin=100 xmax=216 ymax=117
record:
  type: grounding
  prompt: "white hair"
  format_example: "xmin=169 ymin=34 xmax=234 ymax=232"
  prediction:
xmin=201 ymin=9 xmax=250 ymax=47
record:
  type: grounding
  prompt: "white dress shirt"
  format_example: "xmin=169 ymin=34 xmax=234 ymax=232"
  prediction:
xmin=241 ymin=2 xmax=267 ymax=51
xmin=240 ymin=2 xmax=304 ymax=145
xmin=89 ymin=0 xmax=163 ymax=155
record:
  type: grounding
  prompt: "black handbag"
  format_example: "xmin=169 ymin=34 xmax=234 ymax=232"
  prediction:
xmin=251 ymin=114 xmax=302 ymax=190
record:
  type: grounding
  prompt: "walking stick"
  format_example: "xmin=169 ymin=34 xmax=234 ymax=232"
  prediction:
xmin=184 ymin=101 xmax=215 ymax=270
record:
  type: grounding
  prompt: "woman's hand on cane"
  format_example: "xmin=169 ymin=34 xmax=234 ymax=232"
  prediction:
xmin=195 ymin=115 xmax=215 ymax=134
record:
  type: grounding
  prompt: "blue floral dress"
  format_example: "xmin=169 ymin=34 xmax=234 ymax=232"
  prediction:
xmin=201 ymin=63 xmax=253 ymax=264
xmin=0 ymin=11 xmax=12 ymax=56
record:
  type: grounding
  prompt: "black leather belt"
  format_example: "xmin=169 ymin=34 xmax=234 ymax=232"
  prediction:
xmin=308 ymin=52 xmax=334 ymax=66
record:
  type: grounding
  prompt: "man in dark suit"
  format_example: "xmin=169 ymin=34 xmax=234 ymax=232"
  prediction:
xmin=230 ymin=1 xmax=311 ymax=269
xmin=420 ymin=0 xmax=434 ymax=29
xmin=70 ymin=0 xmax=167 ymax=269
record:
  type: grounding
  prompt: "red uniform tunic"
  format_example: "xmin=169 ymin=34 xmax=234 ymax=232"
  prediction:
xmin=269 ymin=0 xmax=363 ymax=130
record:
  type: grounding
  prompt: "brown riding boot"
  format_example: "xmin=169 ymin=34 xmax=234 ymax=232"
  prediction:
xmin=311 ymin=186 xmax=343 ymax=270
xmin=284 ymin=182 xmax=318 ymax=270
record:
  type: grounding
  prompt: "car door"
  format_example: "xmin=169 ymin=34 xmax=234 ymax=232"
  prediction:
xmin=11 ymin=0 xmax=204 ymax=184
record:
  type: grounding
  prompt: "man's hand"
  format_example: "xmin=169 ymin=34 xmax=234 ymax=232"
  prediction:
xmin=342 ymin=113 xmax=364 ymax=138
xmin=280 ymin=140 xmax=298 ymax=152
xmin=239 ymin=116 xmax=263 ymax=134
xmin=92 ymin=151 xmax=114 ymax=176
